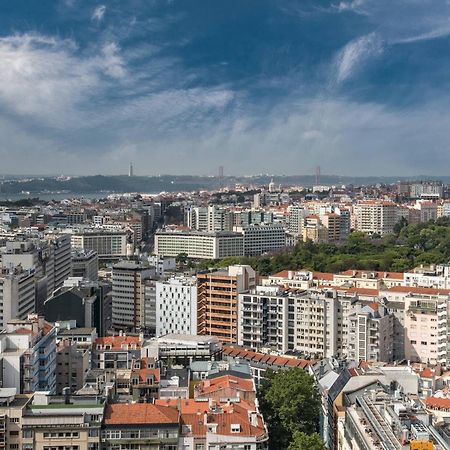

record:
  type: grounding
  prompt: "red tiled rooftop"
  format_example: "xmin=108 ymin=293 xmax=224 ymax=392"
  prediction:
xmin=425 ymin=397 xmax=450 ymax=409
xmin=223 ymin=347 xmax=311 ymax=369
xmin=385 ymin=286 xmax=450 ymax=295
xmin=104 ymin=403 xmax=179 ymax=425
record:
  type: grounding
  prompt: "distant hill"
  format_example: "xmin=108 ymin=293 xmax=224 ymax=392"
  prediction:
xmin=0 ymin=174 xmax=448 ymax=196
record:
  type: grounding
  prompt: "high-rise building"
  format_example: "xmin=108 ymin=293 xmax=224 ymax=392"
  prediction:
xmin=111 ymin=261 xmax=155 ymax=332
xmin=355 ymin=200 xmax=399 ymax=236
xmin=197 ymin=265 xmax=256 ymax=344
xmin=71 ymin=249 xmax=99 ymax=281
xmin=155 ymin=276 xmax=198 ymax=337
xmin=235 ymin=223 xmax=287 ymax=256
xmin=0 ymin=266 xmax=35 ymax=329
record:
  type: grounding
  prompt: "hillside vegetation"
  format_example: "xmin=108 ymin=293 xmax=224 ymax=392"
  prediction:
xmin=196 ymin=217 xmax=450 ymax=275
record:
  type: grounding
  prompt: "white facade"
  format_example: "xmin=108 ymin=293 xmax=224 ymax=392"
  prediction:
xmin=154 ymin=231 xmax=244 ymax=259
xmin=155 ymin=276 xmax=198 ymax=336
xmin=147 ymin=255 xmax=176 ymax=277
xmin=71 ymin=230 xmax=130 ymax=259
xmin=234 ymin=223 xmax=287 ymax=256
xmin=355 ymin=201 xmax=399 ymax=236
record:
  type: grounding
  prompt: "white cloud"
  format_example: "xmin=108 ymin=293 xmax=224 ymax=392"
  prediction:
xmin=92 ymin=5 xmax=106 ymax=22
xmin=0 ymin=34 xmax=129 ymax=127
xmin=335 ymin=33 xmax=383 ymax=83
xmin=336 ymin=0 xmax=367 ymax=13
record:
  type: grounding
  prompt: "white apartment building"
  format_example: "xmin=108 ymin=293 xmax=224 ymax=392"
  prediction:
xmin=155 ymin=276 xmax=198 ymax=337
xmin=239 ymin=285 xmax=397 ymax=362
xmin=0 ymin=267 xmax=35 ymax=329
xmin=184 ymin=206 xmax=208 ymax=231
xmin=287 ymin=204 xmax=308 ymax=235
xmin=234 ymin=223 xmax=287 ymax=256
xmin=146 ymin=254 xmax=176 ymax=277
xmin=402 ymin=293 xmax=449 ymax=365
xmin=347 ymin=303 xmax=394 ymax=362
xmin=207 ymin=205 xmax=234 ymax=232
xmin=71 ymin=229 xmax=132 ymax=259
xmin=111 ymin=261 xmax=155 ymax=332
xmin=354 ymin=200 xmax=399 ymax=236
xmin=154 ymin=230 xmax=244 ymax=259
xmin=403 ymin=265 xmax=450 ymax=289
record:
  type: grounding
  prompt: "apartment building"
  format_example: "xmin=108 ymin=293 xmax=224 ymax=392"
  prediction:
xmin=235 ymin=223 xmax=287 ymax=256
xmin=403 ymin=293 xmax=448 ymax=365
xmin=55 ymin=338 xmax=90 ymax=394
xmin=71 ymin=229 xmax=132 ymax=260
xmin=20 ymin=392 xmax=105 ymax=450
xmin=111 ymin=261 xmax=155 ymax=332
xmin=354 ymin=200 xmax=399 ymax=235
xmin=238 ymin=286 xmax=292 ymax=353
xmin=154 ymin=230 xmax=244 ymax=259
xmin=346 ymin=302 xmax=394 ymax=362
xmin=102 ymin=403 xmax=180 ymax=449
xmin=71 ymin=249 xmax=99 ymax=281
xmin=302 ymin=215 xmax=328 ymax=243
xmin=92 ymin=334 xmax=142 ymax=370
xmin=0 ymin=266 xmax=35 ymax=328
xmin=0 ymin=315 xmax=56 ymax=394
xmin=155 ymin=276 xmax=198 ymax=336
xmin=197 ymin=265 xmax=256 ymax=344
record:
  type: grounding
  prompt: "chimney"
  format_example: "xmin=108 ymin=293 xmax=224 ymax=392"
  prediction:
xmin=63 ymin=387 xmax=71 ymax=405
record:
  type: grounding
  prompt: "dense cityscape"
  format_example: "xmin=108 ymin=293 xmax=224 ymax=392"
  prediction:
xmin=0 ymin=175 xmax=448 ymax=449
xmin=3 ymin=0 xmax=450 ymax=449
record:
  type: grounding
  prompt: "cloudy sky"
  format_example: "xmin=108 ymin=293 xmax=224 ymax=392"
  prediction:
xmin=1 ymin=0 xmax=450 ymax=176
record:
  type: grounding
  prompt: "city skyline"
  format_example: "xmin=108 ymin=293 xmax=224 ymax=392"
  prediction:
xmin=1 ymin=0 xmax=450 ymax=175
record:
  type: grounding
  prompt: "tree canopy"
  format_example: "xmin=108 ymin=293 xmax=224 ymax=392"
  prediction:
xmin=195 ymin=217 xmax=450 ymax=275
xmin=288 ymin=432 xmax=326 ymax=450
xmin=258 ymin=368 xmax=321 ymax=450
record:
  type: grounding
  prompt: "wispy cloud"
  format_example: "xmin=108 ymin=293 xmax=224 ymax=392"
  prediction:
xmin=92 ymin=5 xmax=106 ymax=22
xmin=335 ymin=33 xmax=383 ymax=83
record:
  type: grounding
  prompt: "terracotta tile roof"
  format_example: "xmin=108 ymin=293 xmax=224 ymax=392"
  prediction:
xmin=223 ymin=347 xmax=311 ymax=369
xmin=425 ymin=397 xmax=450 ymax=409
xmin=313 ymin=272 xmax=334 ymax=281
xmin=338 ymin=270 xmax=403 ymax=280
xmin=316 ymin=286 xmax=380 ymax=296
xmin=104 ymin=403 xmax=179 ymax=425
xmin=12 ymin=328 xmax=33 ymax=335
xmin=419 ymin=367 xmax=435 ymax=379
xmin=134 ymin=368 xmax=160 ymax=384
xmin=178 ymin=404 xmax=266 ymax=438
xmin=272 ymin=270 xmax=289 ymax=278
xmin=43 ymin=322 xmax=54 ymax=336
xmin=155 ymin=398 xmax=256 ymax=414
xmin=94 ymin=335 xmax=141 ymax=351
xmin=195 ymin=375 xmax=254 ymax=397
xmin=385 ymin=286 xmax=450 ymax=295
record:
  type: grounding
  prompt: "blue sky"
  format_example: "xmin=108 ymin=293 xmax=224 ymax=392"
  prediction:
xmin=1 ymin=0 xmax=450 ymax=176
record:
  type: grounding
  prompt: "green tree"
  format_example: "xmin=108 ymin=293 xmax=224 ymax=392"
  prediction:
xmin=288 ymin=432 xmax=326 ymax=450
xmin=258 ymin=368 xmax=320 ymax=450
xmin=175 ymin=252 xmax=188 ymax=265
